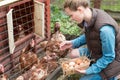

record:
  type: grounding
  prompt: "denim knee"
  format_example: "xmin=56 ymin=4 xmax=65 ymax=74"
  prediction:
xmin=79 ymin=74 xmax=117 ymax=80
xmin=78 ymin=47 xmax=90 ymax=56
xmin=79 ymin=74 xmax=102 ymax=80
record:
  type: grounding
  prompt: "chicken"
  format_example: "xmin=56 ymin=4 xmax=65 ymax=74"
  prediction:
xmin=47 ymin=60 xmax=58 ymax=73
xmin=40 ymin=40 xmax=68 ymax=59
xmin=0 ymin=74 xmax=8 ymax=80
xmin=48 ymin=22 xmax=68 ymax=58
xmin=41 ymin=56 xmax=58 ymax=72
xmin=19 ymin=50 xmax=28 ymax=70
xmin=51 ymin=31 xmax=66 ymax=42
xmin=19 ymin=50 xmax=38 ymax=70
xmin=18 ymin=52 xmax=58 ymax=80
xmin=15 ymin=67 xmax=33 ymax=80
xmin=45 ymin=40 xmax=68 ymax=58
xmin=19 ymin=39 xmax=38 ymax=70
xmin=51 ymin=22 xmax=66 ymax=42
xmin=15 ymin=25 xmax=26 ymax=41
xmin=28 ymin=56 xmax=58 ymax=80
xmin=39 ymin=22 xmax=68 ymax=59
xmin=39 ymin=40 xmax=48 ymax=50
xmin=53 ymin=21 xmax=60 ymax=33
xmin=33 ymin=56 xmax=58 ymax=73
xmin=29 ymin=64 xmax=47 ymax=80
xmin=27 ymin=51 xmax=38 ymax=66
xmin=45 ymin=40 xmax=60 ymax=53
xmin=45 ymin=51 xmax=59 ymax=60
xmin=0 ymin=64 xmax=4 ymax=74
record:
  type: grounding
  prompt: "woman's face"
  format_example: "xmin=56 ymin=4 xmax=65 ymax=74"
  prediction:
xmin=65 ymin=7 xmax=84 ymax=24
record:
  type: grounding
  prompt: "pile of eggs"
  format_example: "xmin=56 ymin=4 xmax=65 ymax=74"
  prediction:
xmin=61 ymin=56 xmax=90 ymax=76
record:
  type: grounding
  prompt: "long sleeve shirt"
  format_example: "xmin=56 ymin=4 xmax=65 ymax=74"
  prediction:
xmin=71 ymin=25 xmax=115 ymax=74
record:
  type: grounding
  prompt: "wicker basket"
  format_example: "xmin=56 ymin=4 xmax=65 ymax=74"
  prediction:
xmin=60 ymin=56 xmax=90 ymax=76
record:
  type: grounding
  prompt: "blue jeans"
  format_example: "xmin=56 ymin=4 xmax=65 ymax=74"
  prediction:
xmin=80 ymin=74 xmax=117 ymax=80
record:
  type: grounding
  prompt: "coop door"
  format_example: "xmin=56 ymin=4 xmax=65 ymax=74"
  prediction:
xmin=34 ymin=0 xmax=45 ymax=38
xmin=7 ymin=9 xmax=15 ymax=54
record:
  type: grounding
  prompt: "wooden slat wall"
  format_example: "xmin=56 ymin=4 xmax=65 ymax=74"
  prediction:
xmin=0 ymin=0 xmax=51 ymax=79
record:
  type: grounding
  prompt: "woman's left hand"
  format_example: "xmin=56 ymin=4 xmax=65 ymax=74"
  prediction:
xmin=75 ymin=69 xmax=86 ymax=74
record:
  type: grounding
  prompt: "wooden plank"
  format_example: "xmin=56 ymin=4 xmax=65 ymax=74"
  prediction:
xmin=46 ymin=67 xmax=62 ymax=80
xmin=0 ymin=0 xmax=18 ymax=7
xmin=105 ymin=10 xmax=120 ymax=21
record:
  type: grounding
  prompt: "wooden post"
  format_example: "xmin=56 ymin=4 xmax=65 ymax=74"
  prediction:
xmin=94 ymin=0 xmax=102 ymax=9
xmin=44 ymin=0 xmax=51 ymax=40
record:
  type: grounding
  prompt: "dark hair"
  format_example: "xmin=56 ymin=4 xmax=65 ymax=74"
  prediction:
xmin=64 ymin=0 xmax=89 ymax=11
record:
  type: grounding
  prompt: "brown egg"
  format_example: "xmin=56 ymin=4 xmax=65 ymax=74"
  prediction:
xmin=16 ymin=76 xmax=24 ymax=80
xmin=62 ymin=63 xmax=69 ymax=69
xmin=75 ymin=59 xmax=82 ymax=65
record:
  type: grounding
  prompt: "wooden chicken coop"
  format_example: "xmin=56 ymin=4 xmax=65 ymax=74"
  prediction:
xmin=0 ymin=0 xmax=53 ymax=79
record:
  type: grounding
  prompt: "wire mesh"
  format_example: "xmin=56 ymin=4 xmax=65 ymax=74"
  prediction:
xmin=10 ymin=0 xmax=34 ymax=41
xmin=0 ymin=0 xmax=52 ymax=80
xmin=0 ymin=6 xmax=8 ymax=50
xmin=0 ymin=1 xmax=36 ymax=80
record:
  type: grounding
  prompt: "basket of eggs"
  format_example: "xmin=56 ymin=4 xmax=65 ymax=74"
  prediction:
xmin=60 ymin=56 xmax=90 ymax=76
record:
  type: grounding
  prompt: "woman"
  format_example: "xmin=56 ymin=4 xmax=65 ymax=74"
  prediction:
xmin=60 ymin=0 xmax=120 ymax=80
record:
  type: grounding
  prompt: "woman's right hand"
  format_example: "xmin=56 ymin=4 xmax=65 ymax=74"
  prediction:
xmin=60 ymin=41 xmax=72 ymax=51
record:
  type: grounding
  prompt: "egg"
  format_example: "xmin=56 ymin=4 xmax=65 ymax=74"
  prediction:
xmin=75 ymin=59 xmax=82 ymax=65
xmin=80 ymin=62 xmax=84 ymax=66
xmin=62 ymin=63 xmax=69 ymax=69
xmin=16 ymin=76 xmax=24 ymax=80
xmin=69 ymin=66 xmax=74 ymax=70
xmin=69 ymin=62 xmax=75 ymax=66
xmin=74 ymin=64 xmax=79 ymax=69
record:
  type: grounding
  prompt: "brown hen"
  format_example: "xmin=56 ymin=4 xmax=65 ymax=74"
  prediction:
xmin=19 ymin=39 xmax=38 ymax=70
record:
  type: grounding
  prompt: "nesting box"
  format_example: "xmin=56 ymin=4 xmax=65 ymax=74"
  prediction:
xmin=0 ymin=0 xmax=50 ymax=79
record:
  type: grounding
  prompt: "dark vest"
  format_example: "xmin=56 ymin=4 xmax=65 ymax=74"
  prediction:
xmin=78 ymin=8 xmax=120 ymax=79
